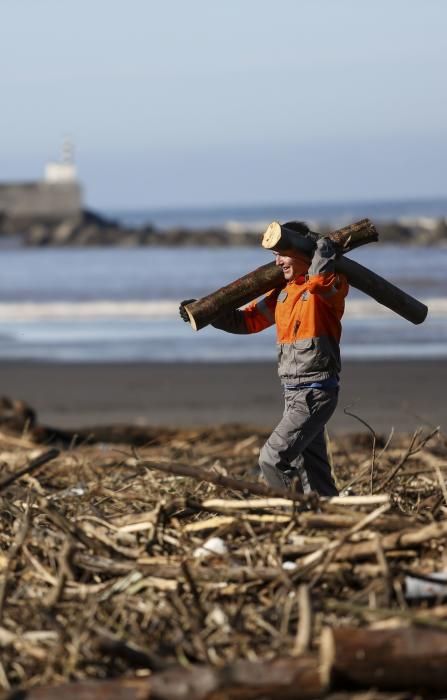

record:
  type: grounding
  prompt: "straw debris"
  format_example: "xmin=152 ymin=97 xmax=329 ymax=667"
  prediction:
xmin=0 ymin=421 xmax=446 ymax=697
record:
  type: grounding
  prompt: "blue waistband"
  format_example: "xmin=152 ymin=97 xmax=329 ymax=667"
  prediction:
xmin=284 ymin=376 xmax=339 ymax=391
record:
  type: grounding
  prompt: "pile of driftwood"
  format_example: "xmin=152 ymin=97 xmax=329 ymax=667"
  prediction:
xmin=0 ymin=421 xmax=447 ymax=699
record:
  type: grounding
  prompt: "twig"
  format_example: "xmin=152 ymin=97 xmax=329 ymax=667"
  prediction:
xmin=434 ymin=463 xmax=447 ymax=507
xmin=341 ymin=427 xmax=395 ymax=494
xmin=181 ymin=561 xmax=207 ymax=623
xmin=139 ymin=458 xmax=319 ymax=506
xmin=376 ymin=426 xmax=440 ymax=492
xmin=96 ymin=632 xmax=170 ymax=671
xmin=325 ymin=599 xmax=447 ymax=631
xmin=293 ymin=585 xmax=312 ymax=655
xmin=0 ymin=431 xmax=37 ymax=449
xmin=0 ymin=503 xmax=32 ymax=622
xmin=343 ymin=406 xmax=377 ymax=494
xmin=305 ymin=502 xmax=391 ymax=588
xmin=0 ymin=660 xmax=10 ymax=691
xmin=374 ymin=534 xmax=392 ymax=607
xmin=0 ymin=448 xmax=60 ymax=492
xmin=45 ymin=538 xmax=75 ymax=609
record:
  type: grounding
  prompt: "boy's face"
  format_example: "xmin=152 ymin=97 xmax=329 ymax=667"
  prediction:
xmin=274 ymin=251 xmax=310 ymax=281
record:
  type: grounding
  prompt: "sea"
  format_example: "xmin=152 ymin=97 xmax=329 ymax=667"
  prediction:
xmin=0 ymin=200 xmax=446 ymax=363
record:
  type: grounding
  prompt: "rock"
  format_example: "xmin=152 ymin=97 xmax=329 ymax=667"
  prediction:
xmin=51 ymin=217 xmax=81 ymax=245
xmin=377 ymin=222 xmax=413 ymax=243
xmin=24 ymin=223 xmax=52 ymax=246
xmin=2 ymin=207 xmax=447 ymax=247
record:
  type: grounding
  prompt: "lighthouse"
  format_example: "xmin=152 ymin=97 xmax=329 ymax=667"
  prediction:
xmin=0 ymin=139 xmax=83 ymax=229
xmin=44 ymin=138 xmax=79 ymax=184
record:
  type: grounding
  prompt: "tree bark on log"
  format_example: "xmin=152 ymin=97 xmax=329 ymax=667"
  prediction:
xmin=320 ymin=625 xmax=447 ymax=692
xmin=184 ymin=261 xmax=285 ymax=331
xmin=3 ymin=678 xmax=149 ymax=700
xmin=10 ymin=654 xmax=325 ymax=700
xmin=184 ymin=220 xmax=427 ymax=330
xmin=335 ymin=255 xmax=427 ymax=326
xmin=13 ymin=627 xmax=447 ymax=698
xmin=262 ymin=218 xmax=378 ymax=255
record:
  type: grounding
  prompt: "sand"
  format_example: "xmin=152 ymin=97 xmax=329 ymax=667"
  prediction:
xmin=0 ymin=359 xmax=443 ymax=435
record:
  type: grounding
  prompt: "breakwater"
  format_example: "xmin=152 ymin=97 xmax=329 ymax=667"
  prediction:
xmin=0 ymin=207 xmax=446 ymax=246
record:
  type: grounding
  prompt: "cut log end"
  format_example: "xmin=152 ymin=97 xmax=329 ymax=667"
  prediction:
xmin=185 ymin=304 xmax=199 ymax=332
xmin=262 ymin=221 xmax=282 ymax=250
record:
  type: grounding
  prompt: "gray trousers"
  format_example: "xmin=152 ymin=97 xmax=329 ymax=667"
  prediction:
xmin=259 ymin=387 xmax=339 ymax=496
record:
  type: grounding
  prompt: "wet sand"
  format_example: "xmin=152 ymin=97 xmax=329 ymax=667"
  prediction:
xmin=0 ymin=359 xmax=444 ymax=435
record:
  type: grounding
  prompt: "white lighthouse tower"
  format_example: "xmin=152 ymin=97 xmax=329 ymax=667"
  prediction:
xmin=44 ymin=138 xmax=78 ymax=184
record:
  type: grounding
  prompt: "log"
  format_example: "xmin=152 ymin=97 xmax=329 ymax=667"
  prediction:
xmin=184 ymin=218 xmax=378 ymax=331
xmin=10 ymin=654 xmax=325 ymax=700
xmin=184 ymin=261 xmax=285 ymax=331
xmin=279 ymin=519 xmax=447 ymax=564
xmin=333 ymin=519 xmax=447 ymax=562
xmin=262 ymin=218 xmax=378 ymax=255
xmin=184 ymin=220 xmax=427 ymax=330
xmin=261 ymin=222 xmax=428 ymax=323
xmin=320 ymin=625 xmax=447 ymax=692
xmin=213 ymin=654 xmax=324 ymax=699
xmin=73 ymin=552 xmax=348 ymax=584
xmin=4 ymin=677 xmax=151 ymax=700
xmin=336 ymin=256 xmax=427 ymax=325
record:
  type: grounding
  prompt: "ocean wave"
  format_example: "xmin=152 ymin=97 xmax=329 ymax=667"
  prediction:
xmin=0 ymin=297 xmax=443 ymax=321
xmin=0 ymin=301 xmax=180 ymax=320
xmin=345 ymin=297 xmax=446 ymax=318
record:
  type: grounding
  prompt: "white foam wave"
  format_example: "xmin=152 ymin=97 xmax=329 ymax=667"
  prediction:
xmin=345 ymin=297 xmax=446 ymax=318
xmin=0 ymin=297 xmax=443 ymax=322
xmin=0 ymin=301 xmax=180 ymax=320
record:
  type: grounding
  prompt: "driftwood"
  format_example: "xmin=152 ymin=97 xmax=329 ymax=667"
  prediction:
xmin=140 ymin=457 xmax=319 ymax=505
xmin=12 ymin=626 xmax=447 ymax=698
xmin=320 ymin=625 xmax=447 ymax=692
xmin=0 ymin=423 xmax=446 ymax=695
xmin=263 ymin=220 xmax=427 ymax=325
xmin=184 ymin=218 xmax=377 ymax=331
xmin=335 ymin=256 xmax=427 ymax=326
xmin=261 ymin=219 xmax=428 ymax=324
xmin=184 ymin=218 xmax=428 ymax=330
xmin=0 ymin=449 xmax=60 ymax=491
xmin=262 ymin=218 xmax=378 ymax=254
xmin=6 ymin=655 xmax=324 ymax=700
xmin=184 ymin=261 xmax=287 ymax=332
xmin=3 ymin=678 xmax=151 ymax=700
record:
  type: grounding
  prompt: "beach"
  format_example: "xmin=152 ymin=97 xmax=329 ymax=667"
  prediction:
xmin=0 ymin=358 xmax=444 ymax=435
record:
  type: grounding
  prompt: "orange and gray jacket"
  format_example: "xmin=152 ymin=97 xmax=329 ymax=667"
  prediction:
xmin=212 ymin=238 xmax=349 ymax=385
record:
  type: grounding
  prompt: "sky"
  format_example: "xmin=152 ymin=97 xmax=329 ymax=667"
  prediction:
xmin=1 ymin=0 xmax=447 ymax=210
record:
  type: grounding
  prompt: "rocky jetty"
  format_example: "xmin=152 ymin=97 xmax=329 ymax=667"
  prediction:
xmin=0 ymin=208 xmax=446 ymax=246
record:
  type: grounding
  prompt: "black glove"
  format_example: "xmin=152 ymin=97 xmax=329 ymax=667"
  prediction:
xmin=304 ymin=229 xmax=320 ymax=249
xmin=329 ymin=231 xmax=351 ymax=255
xmin=179 ymin=299 xmax=196 ymax=323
